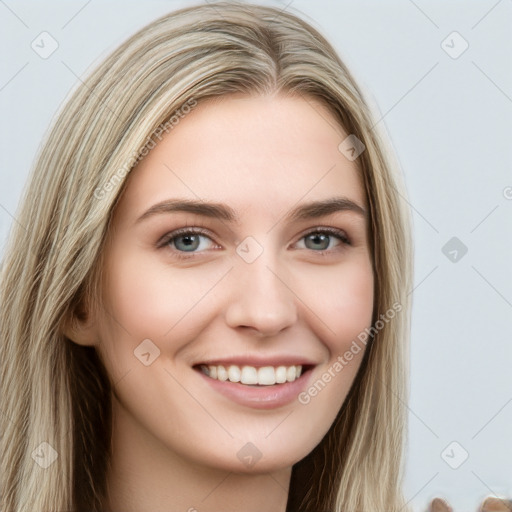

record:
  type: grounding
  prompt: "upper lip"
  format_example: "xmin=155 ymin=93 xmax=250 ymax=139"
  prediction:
xmin=193 ymin=356 xmax=317 ymax=368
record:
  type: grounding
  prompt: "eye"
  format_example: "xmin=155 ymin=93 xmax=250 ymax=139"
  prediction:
xmin=295 ymin=227 xmax=351 ymax=252
xmin=158 ymin=227 xmax=218 ymax=258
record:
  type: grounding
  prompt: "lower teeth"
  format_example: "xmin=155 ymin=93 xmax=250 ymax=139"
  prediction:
xmin=203 ymin=374 xmax=289 ymax=386
xmin=214 ymin=377 xmax=284 ymax=386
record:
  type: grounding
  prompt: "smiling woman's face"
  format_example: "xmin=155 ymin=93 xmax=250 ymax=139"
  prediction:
xmin=90 ymin=93 xmax=374 ymax=474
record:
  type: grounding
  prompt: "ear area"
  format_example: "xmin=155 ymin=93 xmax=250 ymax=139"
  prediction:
xmin=61 ymin=298 xmax=99 ymax=347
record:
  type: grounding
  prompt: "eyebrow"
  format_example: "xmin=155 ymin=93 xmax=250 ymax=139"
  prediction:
xmin=135 ymin=196 xmax=367 ymax=225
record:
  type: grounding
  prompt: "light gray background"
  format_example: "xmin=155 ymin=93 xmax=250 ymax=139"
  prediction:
xmin=1 ymin=1 xmax=511 ymax=510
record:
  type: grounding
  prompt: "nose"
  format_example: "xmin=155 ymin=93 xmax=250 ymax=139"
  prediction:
xmin=224 ymin=255 xmax=298 ymax=338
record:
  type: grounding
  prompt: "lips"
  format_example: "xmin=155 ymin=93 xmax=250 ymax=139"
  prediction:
xmin=193 ymin=361 xmax=315 ymax=409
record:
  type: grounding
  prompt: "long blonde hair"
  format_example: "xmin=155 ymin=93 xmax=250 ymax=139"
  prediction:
xmin=0 ymin=2 xmax=413 ymax=511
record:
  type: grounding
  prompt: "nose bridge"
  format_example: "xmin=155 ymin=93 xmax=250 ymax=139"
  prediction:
xmin=224 ymin=243 xmax=298 ymax=336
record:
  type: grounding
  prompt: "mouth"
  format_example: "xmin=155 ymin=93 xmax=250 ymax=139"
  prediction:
xmin=193 ymin=363 xmax=315 ymax=387
xmin=192 ymin=360 xmax=317 ymax=409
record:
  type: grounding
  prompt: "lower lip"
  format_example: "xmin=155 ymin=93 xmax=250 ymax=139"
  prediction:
xmin=195 ymin=368 xmax=314 ymax=410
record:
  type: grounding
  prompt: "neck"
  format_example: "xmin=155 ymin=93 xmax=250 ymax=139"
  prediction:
xmin=102 ymin=396 xmax=292 ymax=512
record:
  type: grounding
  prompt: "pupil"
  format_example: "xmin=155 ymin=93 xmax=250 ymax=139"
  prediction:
xmin=176 ymin=235 xmax=199 ymax=251
xmin=306 ymin=233 xmax=329 ymax=250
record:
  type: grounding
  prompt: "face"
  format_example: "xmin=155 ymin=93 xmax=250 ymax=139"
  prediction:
xmin=89 ymin=94 xmax=373 ymax=473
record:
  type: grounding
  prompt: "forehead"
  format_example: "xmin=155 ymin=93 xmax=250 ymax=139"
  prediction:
xmin=113 ymin=94 xmax=366 ymax=226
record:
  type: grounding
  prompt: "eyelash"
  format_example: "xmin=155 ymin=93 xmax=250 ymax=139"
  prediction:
xmin=157 ymin=226 xmax=351 ymax=260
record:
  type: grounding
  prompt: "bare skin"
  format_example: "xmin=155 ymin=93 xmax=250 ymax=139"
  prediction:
xmin=65 ymin=93 xmax=376 ymax=511
xmin=430 ymin=497 xmax=512 ymax=512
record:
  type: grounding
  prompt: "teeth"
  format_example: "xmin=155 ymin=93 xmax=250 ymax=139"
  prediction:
xmin=227 ymin=365 xmax=241 ymax=383
xmin=275 ymin=366 xmax=287 ymax=383
xmin=258 ymin=366 xmax=276 ymax=385
xmin=240 ymin=366 xmax=258 ymax=385
xmin=217 ymin=365 xmax=228 ymax=381
xmin=199 ymin=364 xmax=304 ymax=385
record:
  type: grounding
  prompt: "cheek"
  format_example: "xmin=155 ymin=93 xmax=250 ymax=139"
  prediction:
xmin=101 ymin=247 xmax=225 ymax=335
xmin=96 ymin=249 xmax=232 ymax=376
xmin=331 ymin=264 xmax=374 ymax=348
xmin=292 ymin=260 xmax=373 ymax=442
xmin=94 ymin=250 xmax=175 ymax=379
xmin=298 ymin=257 xmax=374 ymax=352
xmin=293 ymin=256 xmax=373 ymax=400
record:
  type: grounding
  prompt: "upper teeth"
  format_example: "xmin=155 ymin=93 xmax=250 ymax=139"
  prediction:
xmin=200 ymin=364 xmax=303 ymax=385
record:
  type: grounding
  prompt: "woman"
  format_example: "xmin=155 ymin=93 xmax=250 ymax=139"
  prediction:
xmin=2 ymin=2 xmax=496 ymax=511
